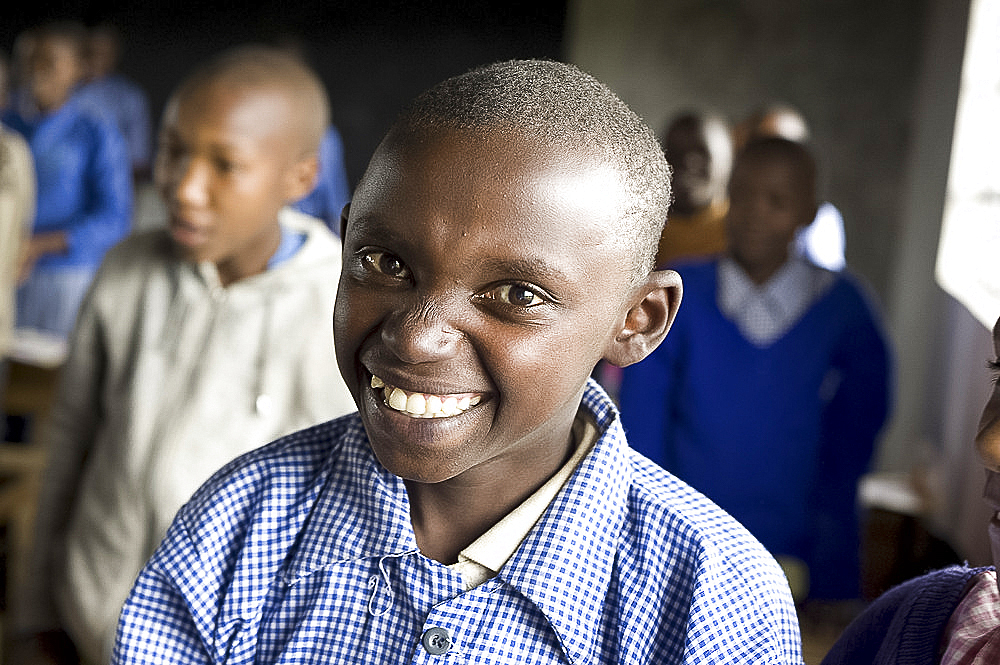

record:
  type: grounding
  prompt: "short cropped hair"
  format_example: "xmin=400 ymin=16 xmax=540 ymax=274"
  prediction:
xmin=34 ymin=21 xmax=88 ymax=60
xmin=173 ymin=45 xmax=330 ymax=156
xmin=734 ymin=136 xmax=817 ymax=201
xmin=391 ymin=59 xmax=671 ymax=279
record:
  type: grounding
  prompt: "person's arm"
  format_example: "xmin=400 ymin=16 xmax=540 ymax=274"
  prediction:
xmin=63 ymin=119 xmax=132 ymax=262
xmin=18 ymin=232 xmax=67 ymax=283
xmin=12 ymin=281 xmax=108 ymax=644
xmin=10 ymin=129 xmax=36 ymax=234
xmin=682 ymin=540 xmax=803 ymax=662
xmin=809 ymin=283 xmax=892 ymax=597
xmin=9 ymin=131 xmax=37 ymax=280
xmin=112 ymin=524 xmax=212 ymax=665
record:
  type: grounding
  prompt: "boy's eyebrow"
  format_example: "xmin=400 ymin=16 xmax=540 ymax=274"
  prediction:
xmin=475 ymin=256 xmax=570 ymax=284
xmin=351 ymin=217 xmax=572 ymax=284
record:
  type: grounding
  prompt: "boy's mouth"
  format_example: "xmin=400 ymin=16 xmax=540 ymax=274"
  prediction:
xmin=370 ymin=374 xmax=483 ymax=419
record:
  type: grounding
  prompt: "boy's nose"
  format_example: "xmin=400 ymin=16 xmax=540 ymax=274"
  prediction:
xmin=381 ymin=297 xmax=461 ymax=365
xmin=173 ymin=158 xmax=210 ymax=208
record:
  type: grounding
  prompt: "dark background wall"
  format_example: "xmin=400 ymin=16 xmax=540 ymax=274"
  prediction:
xmin=3 ymin=0 xmax=568 ymax=187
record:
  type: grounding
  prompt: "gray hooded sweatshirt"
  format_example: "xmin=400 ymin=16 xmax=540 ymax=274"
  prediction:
xmin=19 ymin=209 xmax=356 ymax=663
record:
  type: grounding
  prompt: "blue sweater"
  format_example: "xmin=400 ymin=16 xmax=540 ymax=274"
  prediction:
xmin=3 ymin=98 xmax=132 ymax=270
xmin=821 ymin=566 xmax=991 ymax=665
xmin=619 ymin=260 xmax=892 ymax=598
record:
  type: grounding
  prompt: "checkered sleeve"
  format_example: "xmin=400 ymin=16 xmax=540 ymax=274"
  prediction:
xmin=683 ymin=538 xmax=802 ymax=663
xmin=111 ymin=520 xmax=212 ymax=664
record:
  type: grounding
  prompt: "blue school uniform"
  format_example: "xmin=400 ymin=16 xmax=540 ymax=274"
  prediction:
xmin=4 ymin=98 xmax=132 ymax=337
xmin=619 ymin=259 xmax=892 ymax=599
xmin=113 ymin=380 xmax=802 ymax=664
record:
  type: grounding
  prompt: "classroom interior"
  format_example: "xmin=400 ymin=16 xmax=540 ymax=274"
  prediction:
xmin=1 ymin=0 xmax=993 ymax=662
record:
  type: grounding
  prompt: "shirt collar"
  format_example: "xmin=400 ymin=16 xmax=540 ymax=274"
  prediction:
xmin=717 ymin=255 xmax=832 ymax=346
xmin=453 ymin=410 xmax=600 ymax=589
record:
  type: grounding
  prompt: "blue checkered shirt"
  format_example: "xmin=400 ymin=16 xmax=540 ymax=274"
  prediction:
xmin=112 ymin=380 xmax=802 ymax=664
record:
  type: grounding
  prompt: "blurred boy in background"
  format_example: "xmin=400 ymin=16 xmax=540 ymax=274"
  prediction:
xmin=655 ymin=111 xmax=733 ymax=267
xmin=74 ymin=23 xmax=153 ymax=183
xmin=620 ymin=137 xmax=891 ymax=601
xmin=12 ymin=45 xmax=355 ymax=664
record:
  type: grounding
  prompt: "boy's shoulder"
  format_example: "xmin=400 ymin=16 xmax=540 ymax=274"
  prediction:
xmin=277 ymin=207 xmax=341 ymax=261
xmin=610 ymin=443 xmax=801 ymax=659
xmin=177 ymin=413 xmax=364 ymax=541
xmin=625 ymin=447 xmax=766 ymax=554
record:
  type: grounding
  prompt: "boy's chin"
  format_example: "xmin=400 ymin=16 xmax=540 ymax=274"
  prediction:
xmin=168 ymin=236 xmax=211 ymax=265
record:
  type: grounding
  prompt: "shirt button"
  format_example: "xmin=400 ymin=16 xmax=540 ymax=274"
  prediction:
xmin=422 ymin=626 xmax=452 ymax=655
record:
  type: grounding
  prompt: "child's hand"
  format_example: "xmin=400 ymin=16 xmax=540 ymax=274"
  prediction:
xmin=18 ymin=232 xmax=69 ymax=284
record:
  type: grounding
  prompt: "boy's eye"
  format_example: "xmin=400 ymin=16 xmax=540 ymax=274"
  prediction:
xmin=482 ymin=283 xmax=546 ymax=308
xmin=363 ymin=250 xmax=410 ymax=279
xmin=159 ymin=140 xmax=185 ymax=162
xmin=213 ymin=157 xmax=237 ymax=174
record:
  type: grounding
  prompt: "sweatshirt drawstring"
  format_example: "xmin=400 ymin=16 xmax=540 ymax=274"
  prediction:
xmin=253 ymin=295 xmax=274 ymax=418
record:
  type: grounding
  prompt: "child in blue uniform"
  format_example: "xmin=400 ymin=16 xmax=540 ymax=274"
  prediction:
xmin=3 ymin=22 xmax=131 ymax=340
xmin=620 ymin=137 xmax=892 ymax=600
xmin=113 ymin=60 xmax=803 ymax=664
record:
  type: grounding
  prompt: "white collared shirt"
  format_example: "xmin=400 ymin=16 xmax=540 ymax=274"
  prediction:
xmin=717 ymin=255 xmax=836 ymax=346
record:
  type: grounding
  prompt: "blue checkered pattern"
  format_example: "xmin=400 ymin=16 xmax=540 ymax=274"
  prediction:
xmin=112 ymin=380 xmax=802 ymax=664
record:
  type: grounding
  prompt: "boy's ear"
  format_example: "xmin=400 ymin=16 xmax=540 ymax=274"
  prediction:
xmin=603 ymin=269 xmax=682 ymax=368
xmin=284 ymin=155 xmax=320 ymax=202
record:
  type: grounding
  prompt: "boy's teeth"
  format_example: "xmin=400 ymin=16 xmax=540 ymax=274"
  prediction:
xmin=405 ymin=393 xmax=426 ymax=415
xmin=371 ymin=375 xmax=482 ymax=419
xmin=388 ymin=387 xmax=408 ymax=411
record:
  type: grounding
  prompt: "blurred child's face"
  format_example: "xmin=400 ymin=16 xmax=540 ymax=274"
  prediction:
xmin=977 ymin=316 xmax=1000 ymax=471
xmin=666 ymin=121 xmax=730 ymax=216
xmin=335 ymin=130 xmax=636 ymax=486
xmin=156 ymin=81 xmax=314 ymax=285
xmin=29 ymin=36 xmax=82 ymax=112
xmin=726 ymin=156 xmax=815 ymax=282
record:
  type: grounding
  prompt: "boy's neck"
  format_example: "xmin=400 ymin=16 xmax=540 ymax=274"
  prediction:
xmin=732 ymin=252 xmax=790 ymax=287
xmin=214 ymin=222 xmax=284 ymax=287
xmin=404 ymin=429 xmax=577 ymax=565
xmin=36 ymin=95 xmax=71 ymax=115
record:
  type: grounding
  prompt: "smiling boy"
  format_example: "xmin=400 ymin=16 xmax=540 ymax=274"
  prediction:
xmin=113 ymin=60 xmax=801 ymax=664
xmin=15 ymin=46 xmax=356 ymax=665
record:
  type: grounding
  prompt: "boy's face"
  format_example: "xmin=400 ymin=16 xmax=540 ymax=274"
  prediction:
xmin=155 ymin=81 xmax=315 ymax=284
xmin=726 ymin=156 xmax=814 ymax=279
xmin=29 ymin=36 xmax=82 ymax=112
xmin=335 ymin=130 xmax=638 ymax=486
xmin=666 ymin=121 xmax=729 ymax=216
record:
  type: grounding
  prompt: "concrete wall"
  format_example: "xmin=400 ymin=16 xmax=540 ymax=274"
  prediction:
xmin=565 ymin=0 xmax=993 ymax=560
xmin=564 ymin=0 xmax=928 ymax=304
